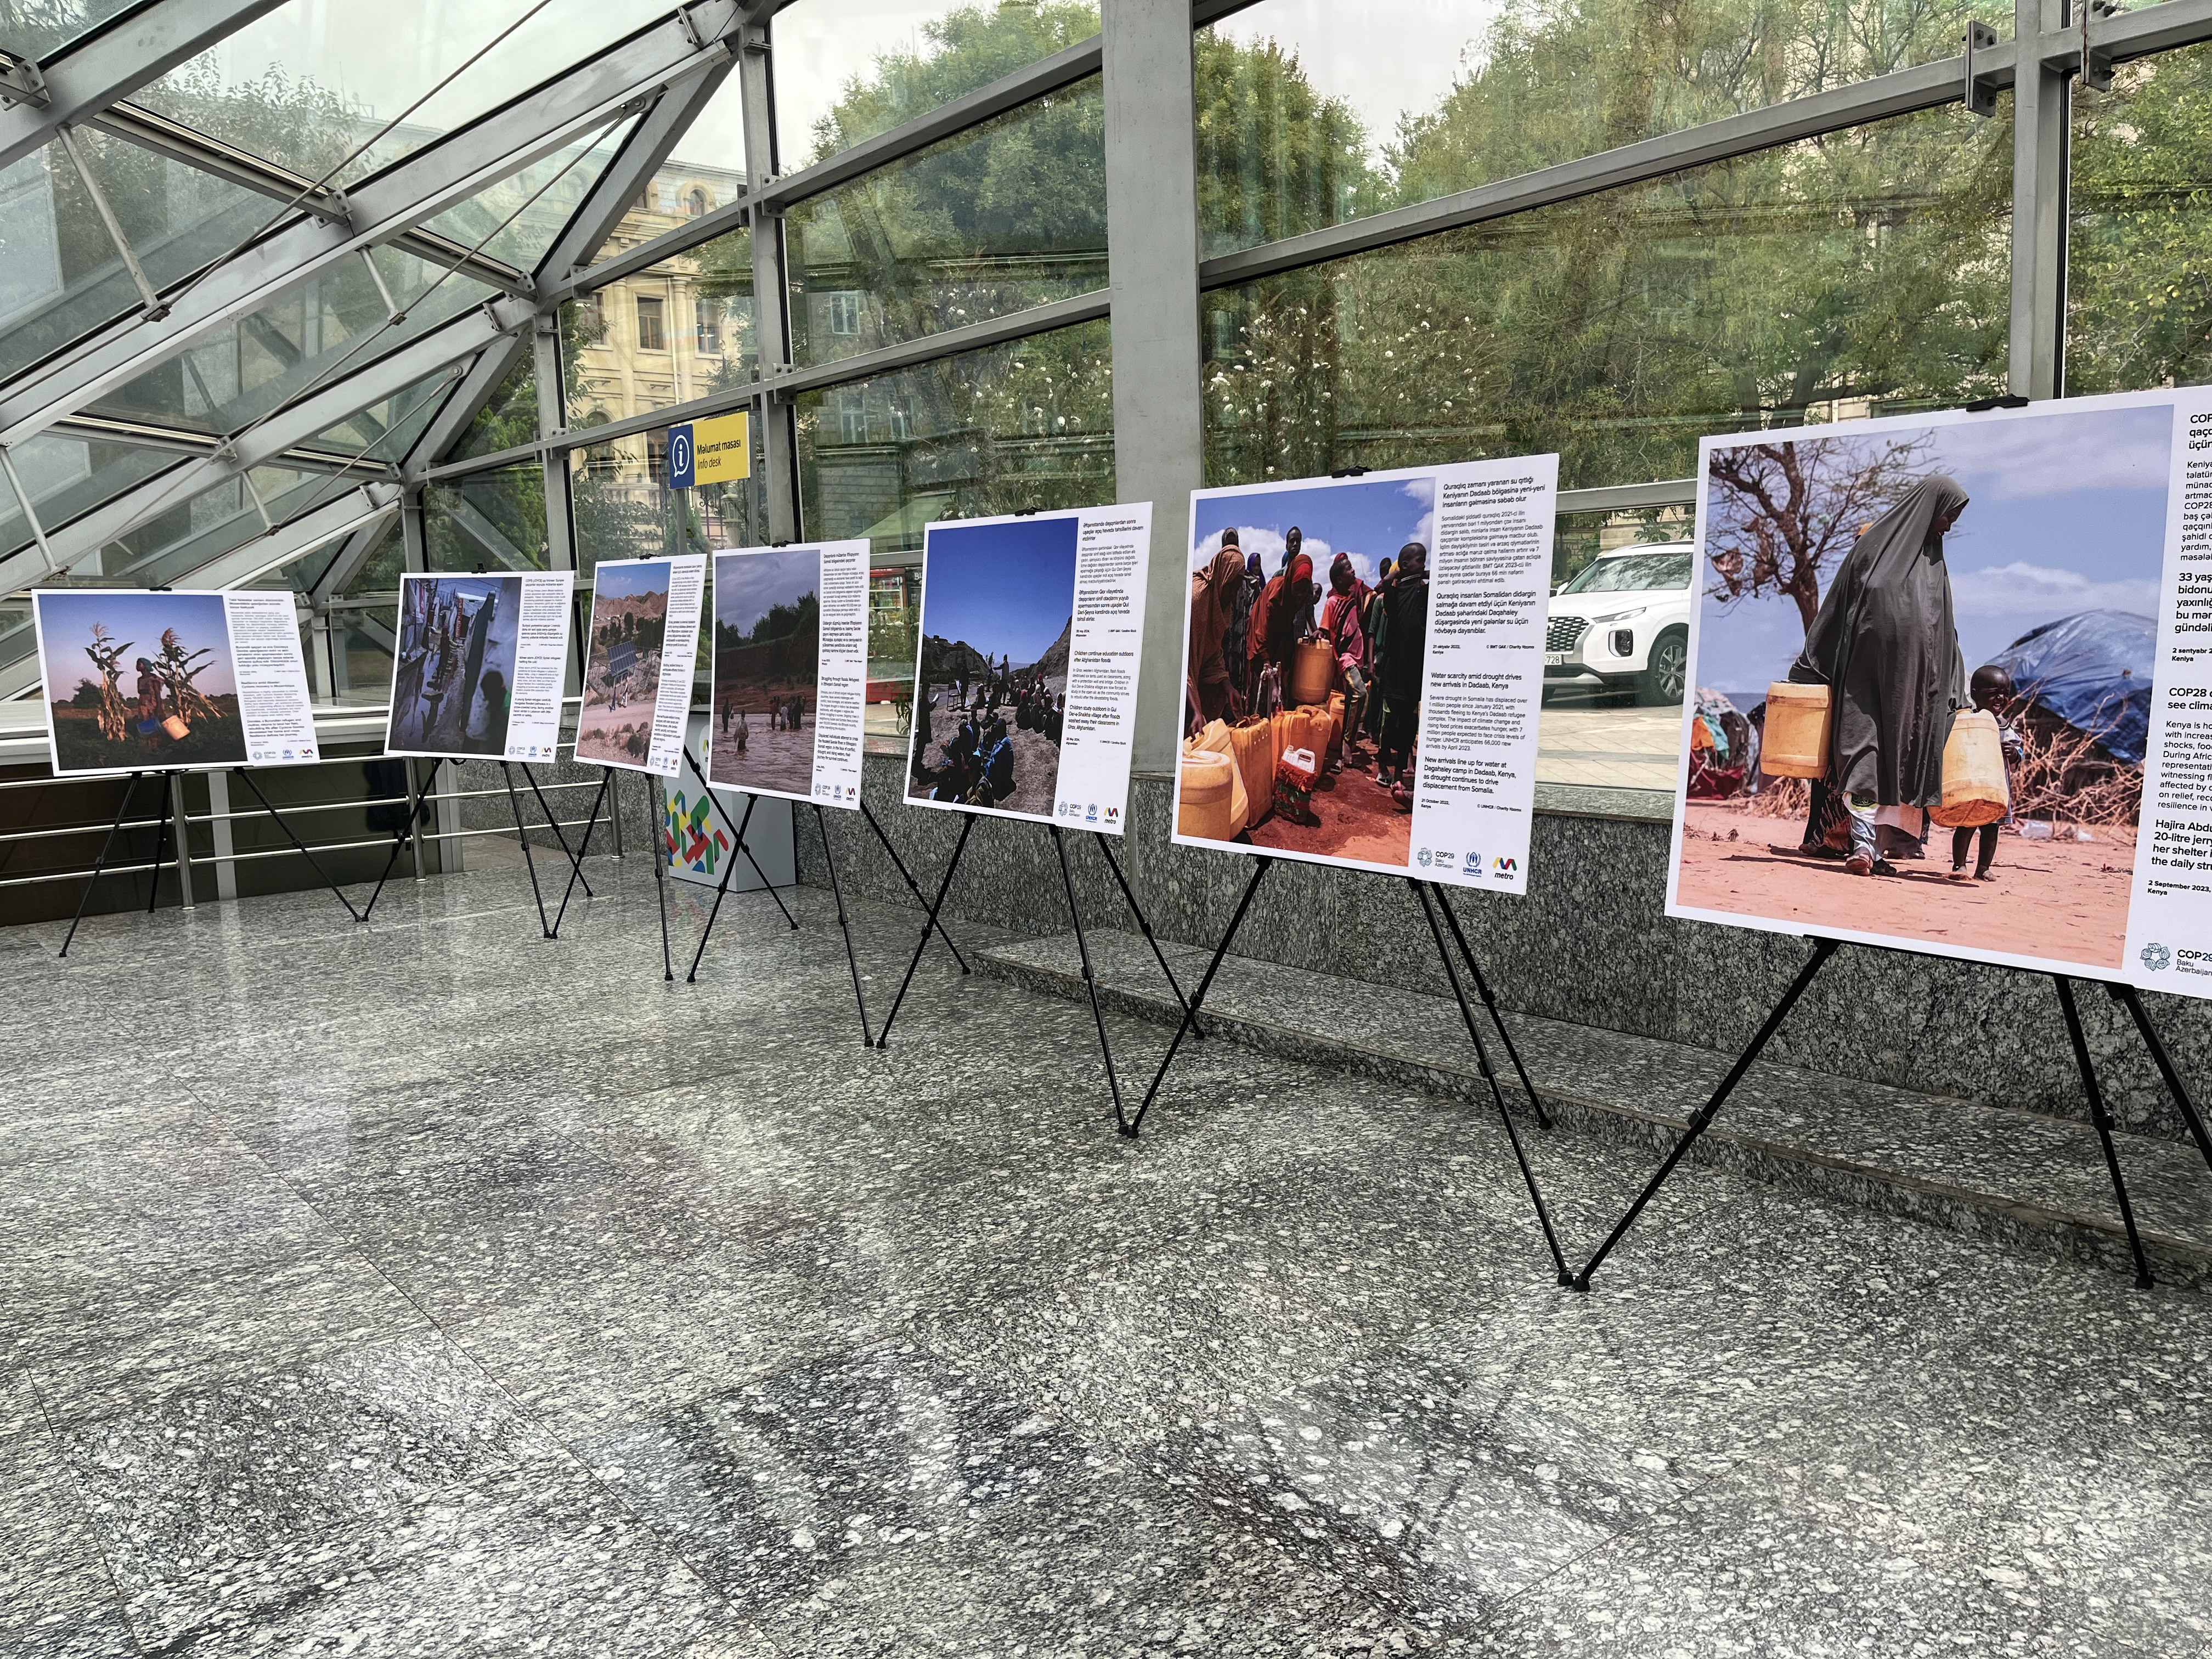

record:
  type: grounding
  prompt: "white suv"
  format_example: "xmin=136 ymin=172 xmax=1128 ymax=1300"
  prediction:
xmin=1543 ymin=545 xmax=1695 ymax=706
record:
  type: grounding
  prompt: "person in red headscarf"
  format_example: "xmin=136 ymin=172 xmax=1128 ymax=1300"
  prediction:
xmin=1247 ymin=545 xmax=1315 ymax=710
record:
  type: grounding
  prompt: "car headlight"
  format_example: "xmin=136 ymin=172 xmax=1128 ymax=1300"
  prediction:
xmin=1592 ymin=606 xmax=1647 ymax=624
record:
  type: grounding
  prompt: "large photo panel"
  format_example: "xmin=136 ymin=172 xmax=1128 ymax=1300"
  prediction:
xmin=708 ymin=540 xmax=868 ymax=807
xmin=1172 ymin=458 xmax=1558 ymax=888
xmin=32 ymin=588 xmax=318 ymax=777
xmin=577 ymin=554 xmax=706 ymax=778
xmin=385 ymin=571 xmax=572 ymax=761
xmin=1666 ymin=394 xmax=2178 ymax=981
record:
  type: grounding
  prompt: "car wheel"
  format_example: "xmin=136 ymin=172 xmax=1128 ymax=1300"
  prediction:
xmin=1639 ymin=628 xmax=1688 ymax=706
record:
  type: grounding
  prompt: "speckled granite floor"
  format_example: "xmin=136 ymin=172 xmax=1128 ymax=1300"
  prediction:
xmin=979 ymin=926 xmax=2212 ymax=1288
xmin=5 ymin=862 xmax=2212 ymax=1657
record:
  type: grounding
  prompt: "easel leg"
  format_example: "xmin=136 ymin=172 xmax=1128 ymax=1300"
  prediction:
xmin=1128 ymin=857 xmax=1273 ymax=1138
xmin=364 ymin=759 xmax=437 ymax=923
xmin=58 ymin=772 xmax=143 ymax=958
xmin=818 ymin=805 xmax=872 ymax=1045
xmin=520 ymin=762 xmax=593 ymax=900
xmin=1432 ymin=885 xmax=1551 ymax=1130
xmin=686 ymin=793 xmax=758 ymax=983
xmin=144 ymin=772 xmax=173 ymax=913
xmin=1053 ymin=825 xmax=1125 ymax=1124
xmin=233 ymin=769 xmax=364 ymax=923
xmin=683 ymin=749 xmax=796 ymax=930
xmin=2056 ymin=976 xmax=2154 ymax=1290
xmin=876 ymin=813 xmax=975 ymax=1048
xmin=2108 ymin=981 xmax=2212 ymax=1172
xmin=551 ymin=770 xmax=612 ymax=938
xmin=1093 ymin=832 xmax=1204 ymax=1039
xmin=1573 ymin=936 xmax=1841 ymax=1291
xmin=499 ymin=761 xmax=552 ymax=939
xmin=860 ymin=800 xmax=967 ymax=972
xmin=1413 ymin=880 xmax=1567 ymax=1282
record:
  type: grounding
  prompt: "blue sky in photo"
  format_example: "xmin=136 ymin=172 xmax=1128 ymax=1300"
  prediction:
xmin=715 ymin=548 xmax=818 ymax=639
xmin=921 ymin=516 xmax=1079 ymax=665
xmin=38 ymin=590 xmax=236 ymax=699
xmin=1192 ymin=475 xmax=1437 ymax=587
xmin=595 ymin=559 xmax=670 ymax=602
xmin=1696 ymin=404 xmax=2175 ymax=697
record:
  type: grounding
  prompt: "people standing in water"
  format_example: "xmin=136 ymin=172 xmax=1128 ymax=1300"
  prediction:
xmin=1788 ymin=475 xmax=1970 ymax=877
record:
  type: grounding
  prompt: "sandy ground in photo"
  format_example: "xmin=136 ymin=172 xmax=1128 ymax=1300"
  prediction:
xmin=1674 ymin=798 xmax=2135 ymax=970
xmin=905 ymin=679 xmax=1065 ymax=819
xmin=711 ymin=720 xmax=813 ymax=797
xmin=1242 ymin=739 xmax=1413 ymax=868
xmin=574 ymin=694 xmax=654 ymax=767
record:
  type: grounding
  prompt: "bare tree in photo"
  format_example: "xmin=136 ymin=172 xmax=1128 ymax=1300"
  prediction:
xmin=1705 ymin=435 xmax=1931 ymax=631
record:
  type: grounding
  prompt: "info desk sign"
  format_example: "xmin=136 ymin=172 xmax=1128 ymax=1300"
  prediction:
xmin=666 ymin=412 xmax=750 ymax=489
xmin=1658 ymin=382 xmax=2212 ymax=998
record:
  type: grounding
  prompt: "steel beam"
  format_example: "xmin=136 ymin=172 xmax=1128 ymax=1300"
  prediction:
xmin=177 ymin=483 xmax=400 ymax=590
xmin=53 ymin=411 xmax=390 ymax=478
xmin=0 ymin=0 xmax=294 ymax=173
xmin=306 ymin=517 xmax=396 ymax=606
xmin=740 ymin=9 xmax=797 ymax=538
xmin=533 ymin=315 xmax=574 ymax=569
xmin=538 ymin=66 xmax=739 ymax=288
xmin=400 ymin=335 xmax=529 ymax=479
xmin=0 ymin=3 xmax=744 ymax=450
xmin=1103 ymin=0 xmax=1203 ymax=777
xmin=2012 ymin=0 xmax=2070 ymax=398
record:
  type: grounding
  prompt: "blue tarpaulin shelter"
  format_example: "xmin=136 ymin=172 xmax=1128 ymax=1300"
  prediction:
xmin=1987 ymin=608 xmax=2153 ymax=764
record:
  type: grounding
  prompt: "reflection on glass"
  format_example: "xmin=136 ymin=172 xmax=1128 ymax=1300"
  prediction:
xmin=422 ymin=120 xmax=636 ymax=270
xmin=565 ymin=234 xmax=755 ymax=428
xmin=132 ymin=0 xmax=674 ymax=183
xmin=0 ymin=432 xmax=181 ymax=563
xmin=2069 ymin=43 xmax=2212 ymax=396
xmin=795 ymin=316 xmax=1111 ymax=561
xmin=4 ymin=1 xmax=145 ymax=62
xmin=453 ymin=353 xmax=537 ymax=462
xmin=107 ymin=464 xmax=342 ymax=588
xmin=1198 ymin=0 xmax=2011 ymax=258
xmin=307 ymin=371 xmax=458 ymax=466
xmin=774 ymin=0 xmax=1099 ymax=166
xmin=91 ymin=246 xmax=493 ymax=435
xmin=425 ymin=464 xmax=547 ymax=572
xmin=0 ymin=134 xmax=272 ymax=385
xmin=785 ymin=79 xmax=1105 ymax=366
xmin=1203 ymin=106 xmax=2011 ymax=494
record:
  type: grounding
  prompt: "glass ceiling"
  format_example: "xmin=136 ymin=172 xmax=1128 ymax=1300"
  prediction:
xmin=128 ymin=0 xmax=679 ymax=186
xmin=6 ymin=0 xmax=146 ymax=64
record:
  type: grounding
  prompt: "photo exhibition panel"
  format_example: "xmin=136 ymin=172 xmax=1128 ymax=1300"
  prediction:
xmin=708 ymin=540 xmax=868 ymax=808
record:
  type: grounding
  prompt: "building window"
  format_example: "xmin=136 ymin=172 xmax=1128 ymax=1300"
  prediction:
xmin=838 ymin=388 xmax=866 ymax=443
xmin=825 ymin=292 xmax=862 ymax=337
xmin=687 ymin=188 xmax=708 ymax=217
xmin=636 ymin=295 xmax=665 ymax=352
xmin=696 ymin=301 xmax=721 ymax=355
xmin=888 ymin=403 xmax=910 ymax=441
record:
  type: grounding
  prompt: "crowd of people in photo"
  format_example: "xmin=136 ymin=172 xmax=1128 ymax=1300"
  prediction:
xmin=1187 ymin=523 xmax=1431 ymax=813
xmin=911 ymin=651 xmax=1066 ymax=805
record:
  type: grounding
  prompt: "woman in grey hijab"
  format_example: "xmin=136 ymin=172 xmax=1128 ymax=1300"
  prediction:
xmin=1788 ymin=473 xmax=1970 ymax=876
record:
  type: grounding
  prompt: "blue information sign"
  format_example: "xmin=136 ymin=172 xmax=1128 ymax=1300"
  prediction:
xmin=667 ymin=422 xmax=695 ymax=489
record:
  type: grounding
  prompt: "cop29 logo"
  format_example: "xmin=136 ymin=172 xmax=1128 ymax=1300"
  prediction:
xmin=2142 ymin=943 xmax=2172 ymax=972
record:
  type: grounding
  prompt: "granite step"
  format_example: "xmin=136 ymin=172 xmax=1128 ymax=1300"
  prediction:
xmin=973 ymin=927 xmax=2212 ymax=1289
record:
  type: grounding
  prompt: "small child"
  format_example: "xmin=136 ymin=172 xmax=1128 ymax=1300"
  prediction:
xmin=1951 ymin=664 xmax=2025 ymax=882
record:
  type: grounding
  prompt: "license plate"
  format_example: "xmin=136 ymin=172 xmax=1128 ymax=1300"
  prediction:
xmin=1544 ymin=651 xmax=1568 ymax=667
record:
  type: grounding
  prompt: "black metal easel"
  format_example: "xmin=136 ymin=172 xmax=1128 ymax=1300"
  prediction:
xmin=872 ymin=813 xmax=1204 ymax=1076
xmin=59 ymin=770 xmax=167 ymax=957
xmin=230 ymin=768 xmax=364 ymax=923
xmin=679 ymin=748 xmax=800 ymax=980
xmin=496 ymin=760 xmax=555 ymax=938
xmin=1569 ymin=938 xmax=2212 ymax=1293
xmin=361 ymin=758 xmax=442 ymax=923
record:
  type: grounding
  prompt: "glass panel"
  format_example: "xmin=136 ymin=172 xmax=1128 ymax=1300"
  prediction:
xmin=4 ymin=1 xmax=147 ymax=62
xmin=571 ymin=419 xmax=763 ymax=582
xmin=328 ymin=600 xmax=398 ymax=701
xmin=421 ymin=120 xmax=637 ymax=270
xmin=424 ymin=464 xmax=547 ymax=573
xmin=774 ymin=0 xmax=1101 ymax=167
xmin=106 ymin=464 xmax=341 ymax=588
xmin=1537 ymin=505 xmax=1697 ymax=790
xmin=0 ymin=134 xmax=272 ymax=385
xmin=1198 ymin=0 xmax=2012 ymax=258
xmin=786 ymin=78 xmax=1105 ymax=367
xmin=1203 ymin=105 xmax=2011 ymax=495
xmin=90 ymin=246 xmax=493 ymax=435
xmin=566 ymin=237 xmax=756 ymax=430
xmin=307 ymin=371 xmax=458 ymax=466
xmin=133 ymin=0 xmax=674 ymax=184
xmin=454 ymin=352 xmax=538 ymax=462
xmin=795 ymin=315 xmax=1113 ymax=561
xmin=2068 ymin=42 xmax=2212 ymax=396
xmin=0 ymin=431 xmax=182 ymax=562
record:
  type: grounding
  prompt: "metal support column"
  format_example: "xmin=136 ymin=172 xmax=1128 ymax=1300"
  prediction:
xmin=2011 ymin=0 xmax=2071 ymax=399
xmin=1102 ymin=0 xmax=1206 ymax=776
xmin=739 ymin=7 xmax=800 ymax=541
xmin=168 ymin=772 xmax=195 ymax=910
